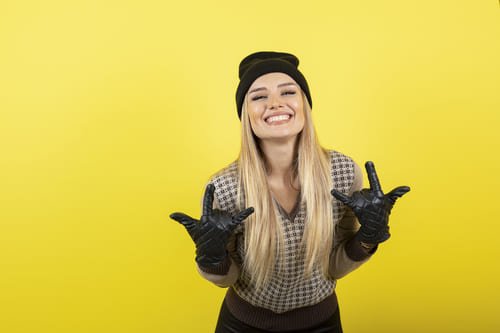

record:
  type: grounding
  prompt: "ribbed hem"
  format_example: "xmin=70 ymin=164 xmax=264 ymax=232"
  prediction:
xmin=345 ymin=234 xmax=378 ymax=261
xmin=197 ymin=255 xmax=232 ymax=275
xmin=224 ymin=287 xmax=338 ymax=331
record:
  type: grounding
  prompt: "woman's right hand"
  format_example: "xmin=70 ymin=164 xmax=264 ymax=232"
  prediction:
xmin=170 ymin=184 xmax=254 ymax=268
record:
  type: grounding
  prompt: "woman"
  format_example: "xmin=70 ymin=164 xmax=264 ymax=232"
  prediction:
xmin=170 ymin=51 xmax=410 ymax=332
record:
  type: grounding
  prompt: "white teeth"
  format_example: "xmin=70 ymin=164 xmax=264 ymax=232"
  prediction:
xmin=266 ymin=115 xmax=290 ymax=123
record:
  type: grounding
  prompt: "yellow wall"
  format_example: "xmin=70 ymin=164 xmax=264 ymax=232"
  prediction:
xmin=1 ymin=0 xmax=499 ymax=332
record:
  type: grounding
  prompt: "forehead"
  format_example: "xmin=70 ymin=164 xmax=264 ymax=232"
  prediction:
xmin=249 ymin=72 xmax=298 ymax=90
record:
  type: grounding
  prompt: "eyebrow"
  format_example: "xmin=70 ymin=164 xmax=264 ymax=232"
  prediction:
xmin=248 ymin=82 xmax=297 ymax=94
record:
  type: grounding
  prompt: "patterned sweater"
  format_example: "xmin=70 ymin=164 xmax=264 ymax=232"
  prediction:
xmin=198 ymin=150 xmax=374 ymax=330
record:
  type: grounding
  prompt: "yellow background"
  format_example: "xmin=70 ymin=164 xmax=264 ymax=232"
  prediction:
xmin=1 ymin=0 xmax=499 ymax=332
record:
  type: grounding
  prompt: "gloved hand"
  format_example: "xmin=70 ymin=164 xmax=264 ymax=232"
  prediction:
xmin=170 ymin=184 xmax=254 ymax=268
xmin=331 ymin=161 xmax=410 ymax=244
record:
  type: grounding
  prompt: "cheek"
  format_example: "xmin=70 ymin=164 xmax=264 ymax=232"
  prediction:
xmin=247 ymin=112 xmax=261 ymax=135
xmin=290 ymin=97 xmax=302 ymax=110
xmin=248 ymin=104 xmax=264 ymax=124
xmin=293 ymin=101 xmax=305 ymax=121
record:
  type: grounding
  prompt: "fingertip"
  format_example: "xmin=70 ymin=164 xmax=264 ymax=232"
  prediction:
xmin=365 ymin=161 xmax=376 ymax=174
xmin=202 ymin=184 xmax=216 ymax=215
xmin=241 ymin=207 xmax=254 ymax=219
xmin=364 ymin=161 xmax=377 ymax=175
xmin=399 ymin=186 xmax=411 ymax=194
xmin=330 ymin=189 xmax=342 ymax=199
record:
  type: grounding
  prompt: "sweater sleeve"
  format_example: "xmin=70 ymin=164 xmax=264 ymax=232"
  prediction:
xmin=328 ymin=161 xmax=377 ymax=280
xmin=196 ymin=183 xmax=241 ymax=288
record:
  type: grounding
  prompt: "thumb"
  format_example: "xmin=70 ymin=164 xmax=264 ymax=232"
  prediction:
xmin=170 ymin=212 xmax=198 ymax=239
xmin=385 ymin=186 xmax=411 ymax=204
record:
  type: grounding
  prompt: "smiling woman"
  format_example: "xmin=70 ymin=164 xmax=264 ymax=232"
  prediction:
xmin=170 ymin=51 xmax=410 ymax=332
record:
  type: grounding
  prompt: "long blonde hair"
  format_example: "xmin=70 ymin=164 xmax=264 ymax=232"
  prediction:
xmin=237 ymin=91 xmax=334 ymax=290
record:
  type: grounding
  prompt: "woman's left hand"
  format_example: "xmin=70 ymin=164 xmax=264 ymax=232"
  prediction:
xmin=331 ymin=161 xmax=410 ymax=244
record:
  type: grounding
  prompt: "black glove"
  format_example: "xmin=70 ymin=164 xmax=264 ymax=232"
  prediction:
xmin=170 ymin=184 xmax=254 ymax=268
xmin=331 ymin=161 xmax=410 ymax=244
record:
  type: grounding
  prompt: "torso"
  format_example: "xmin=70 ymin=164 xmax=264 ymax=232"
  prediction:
xmin=208 ymin=150 xmax=356 ymax=316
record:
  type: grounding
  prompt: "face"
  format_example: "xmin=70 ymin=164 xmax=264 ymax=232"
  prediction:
xmin=246 ymin=72 xmax=305 ymax=142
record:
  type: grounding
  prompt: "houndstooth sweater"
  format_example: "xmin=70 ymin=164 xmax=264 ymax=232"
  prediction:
xmin=198 ymin=150 xmax=374 ymax=330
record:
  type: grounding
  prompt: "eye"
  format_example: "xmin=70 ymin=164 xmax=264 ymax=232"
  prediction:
xmin=282 ymin=90 xmax=296 ymax=96
xmin=251 ymin=95 xmax=267 ymax=101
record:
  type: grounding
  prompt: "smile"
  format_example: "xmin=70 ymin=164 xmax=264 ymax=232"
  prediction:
xmin=265 ymin=114 xmax=292 ymax=124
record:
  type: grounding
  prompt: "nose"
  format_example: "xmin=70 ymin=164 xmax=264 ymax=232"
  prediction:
xmin=269 ymin=92 xmax=283 ymax=110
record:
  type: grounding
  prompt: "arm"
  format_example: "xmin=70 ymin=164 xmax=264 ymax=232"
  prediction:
xmin=330 ymin=161 xmax=410 ymax=279
xmin=329 ymin=162 xmax=375 ymax=280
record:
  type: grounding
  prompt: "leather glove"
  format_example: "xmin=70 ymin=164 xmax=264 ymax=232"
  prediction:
xmin=170 ymin=184 xmax=254 ymax=268
xmin=331 ymin=161 xmax=410 ymax=244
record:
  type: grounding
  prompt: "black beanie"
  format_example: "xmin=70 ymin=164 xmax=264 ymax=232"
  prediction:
xmin=235 ymin=51 xmax=312 ymax=119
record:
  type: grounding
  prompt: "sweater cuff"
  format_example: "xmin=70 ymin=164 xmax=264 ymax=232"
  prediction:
xmin=345 ymin=234 xmax=378 ymax=261
xmin=197 ymin=255 xmax=232 ymax=275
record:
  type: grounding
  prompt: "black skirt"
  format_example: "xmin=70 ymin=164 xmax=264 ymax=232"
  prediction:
xmin=214 ymin=300 xmax=343 ymax=333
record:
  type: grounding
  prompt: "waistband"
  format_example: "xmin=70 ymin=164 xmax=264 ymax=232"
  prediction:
xmin=224 ymin=287 xmax=338 ymax=331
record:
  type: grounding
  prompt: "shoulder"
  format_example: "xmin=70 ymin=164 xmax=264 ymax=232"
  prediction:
xmin=207 ymin=161 xmax=240 ymax=214
xmin=327 ymin=149 xmax=355 ymax=175
xmin=209 ymin=161 xmax=239 ymax=186
xmin=327 ymin=150 xmax=361 ymax=194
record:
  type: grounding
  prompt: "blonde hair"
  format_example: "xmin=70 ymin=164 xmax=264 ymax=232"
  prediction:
xmin=237 ymin=91 xmax=333 ymax=290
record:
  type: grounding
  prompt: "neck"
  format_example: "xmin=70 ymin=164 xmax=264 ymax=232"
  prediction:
xmin=259 ymin=137 xmax=299 ymax=186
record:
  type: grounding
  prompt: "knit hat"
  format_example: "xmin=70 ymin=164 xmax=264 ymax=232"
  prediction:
xmin=235 ymin=51 xmax=312 ymax=119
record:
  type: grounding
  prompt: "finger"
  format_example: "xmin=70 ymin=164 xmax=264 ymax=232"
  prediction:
xmin=202 ymin=184 xmax=215 ymax=216
xmin=331 ymin=189 xmax=353 ymax=206
xmin=365 ymin=161 xmax=383 ymax=193
xmin=386 ymin=186 xmax=411 ymax=203
xmin=170 ymin=212 xmax=197 ymax=229
xmin=232 ymin=207 xmax=255 ymax=227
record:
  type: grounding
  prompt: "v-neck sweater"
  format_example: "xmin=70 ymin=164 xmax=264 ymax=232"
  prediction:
xmin=197 ymin=150 xmax=375 ymax=331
